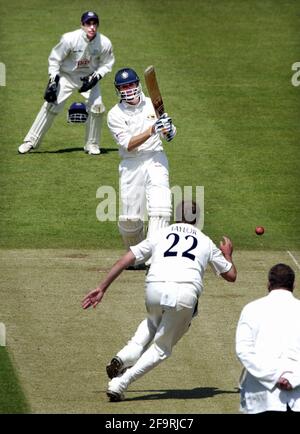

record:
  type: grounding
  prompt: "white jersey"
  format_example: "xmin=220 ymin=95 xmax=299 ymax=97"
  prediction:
xmin=48 ymin=29 xmax=114 ymax=79
xmin=107 ymin=93 xmax=164 ymax=159
xmin=236 ymin=290 xmax=300 ymax=413
xmin=130 ymin=223 xmax=232 ymax=295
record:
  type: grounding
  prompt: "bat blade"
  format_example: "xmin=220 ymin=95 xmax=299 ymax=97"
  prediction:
xmin=144 ymin=65 xmax=165 ymax=117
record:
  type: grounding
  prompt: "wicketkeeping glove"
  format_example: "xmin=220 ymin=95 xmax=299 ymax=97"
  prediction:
xmin=153 ymin=113 xmax=173 ymax=134
xmin=79 ymin=72 xmax=101 ymax=93
xmin=44 ymin=75 xmax=60 ymax=103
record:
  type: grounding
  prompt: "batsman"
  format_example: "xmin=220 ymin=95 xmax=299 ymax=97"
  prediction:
xmin=107 ymin=68 xmax=177 ymax=267
xmin=18 ymin=11 xmax=115 ymax=155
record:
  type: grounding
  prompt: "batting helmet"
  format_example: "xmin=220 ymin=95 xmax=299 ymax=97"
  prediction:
xmin=68 ymin=102 xmax=88 ymax=123
xmin=114 ymin=68 xmax=142 ymax=102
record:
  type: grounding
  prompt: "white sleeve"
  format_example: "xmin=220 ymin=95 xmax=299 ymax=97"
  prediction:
xmin=236 ymin=308 xmax=282 ymax=390
xmin=107 ymin=109 xmax=131 ymax=150
xmin=95 ymin=37 xmax=115 ymax=78
xmin=48 ymin=35 xmax=70 ymax=77
xmin=209 ymin=241 xmax=232 ymax=275
xmin=130 ymin=239 xmax=153 ymax=264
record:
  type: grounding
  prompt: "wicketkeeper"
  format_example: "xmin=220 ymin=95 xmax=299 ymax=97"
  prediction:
xmin=18 ymin=11 xmax=115 ymax=155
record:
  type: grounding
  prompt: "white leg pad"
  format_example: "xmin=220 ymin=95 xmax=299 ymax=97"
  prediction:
xmin=118 ymin=216 xmax=144 ymax=250
xmin=24 ymin=102 xmax=57 ymax=148
xmin=85 ymin=105 xmax=105 ymax=146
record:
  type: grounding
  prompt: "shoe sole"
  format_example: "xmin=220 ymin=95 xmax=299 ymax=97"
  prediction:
xmin=106 ymin=390 xmax=124 ymax=402
xmin=18 ymin=146 xmax=33 ymax=154
xmin=84 ymin=147 xmax=101 ymax=155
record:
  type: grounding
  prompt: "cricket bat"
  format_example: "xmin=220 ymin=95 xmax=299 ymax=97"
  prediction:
xmin=144 ymin=66 xmax=165 ymax=117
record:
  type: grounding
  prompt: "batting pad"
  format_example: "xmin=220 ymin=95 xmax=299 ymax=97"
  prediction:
xmin=0 ymin=322 xmax=6 ymax=346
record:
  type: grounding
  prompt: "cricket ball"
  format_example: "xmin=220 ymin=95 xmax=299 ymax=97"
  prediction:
xmin=255 ymin=226 xmax=265 ymax=235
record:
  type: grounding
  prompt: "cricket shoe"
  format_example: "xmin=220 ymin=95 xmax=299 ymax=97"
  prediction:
xmin=18 ymin=142 xmax=34 ymax=154
xmin=84 ymin=144 xmax=101 ymax=155
xmin=106 ymin=377 xmax=127 ymax=402
xmin=106 ymin=356 xmax=127 ymax=379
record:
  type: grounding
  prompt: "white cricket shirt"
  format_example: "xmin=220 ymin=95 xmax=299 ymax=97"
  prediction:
xmin=48 ymin=29 xmax=114 ymax=78
xmin=236 ymin=290 xmax=300 ymax=413
xmin=130 ymin=223 xmax=232 ymax=296
xmin=107 ymin=93 xmax=164 ymax=159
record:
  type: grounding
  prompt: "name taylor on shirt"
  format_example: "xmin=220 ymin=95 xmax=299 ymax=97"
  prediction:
xmin=170 ymin=225 xmax=197 ymax=235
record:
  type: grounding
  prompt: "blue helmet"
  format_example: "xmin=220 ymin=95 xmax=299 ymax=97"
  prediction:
xmin=114 ymin=68 xmax=142 ymax=102
xmin=68 ymin=102 xmax=88 ymax=123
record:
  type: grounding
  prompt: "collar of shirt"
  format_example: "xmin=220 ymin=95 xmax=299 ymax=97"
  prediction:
xmin=268 ymin=288 xmax=294 ymax=298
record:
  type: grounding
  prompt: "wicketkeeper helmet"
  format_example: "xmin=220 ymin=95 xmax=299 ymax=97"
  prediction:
xmin=114 ymin=68 xmax=142 ymax=102
xmin=67 ymin=102 xmax=88 ymax=123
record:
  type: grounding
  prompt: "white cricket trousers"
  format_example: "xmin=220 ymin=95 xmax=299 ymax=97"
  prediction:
xmin=118 ymin=151 xmax=172 ymax=249
xmin=23 ymin=72 xmax=105 ymax=148
xmin=116 ymin=282 xmax=197 ymax=389
xmin=119 ymin=151 xmax=171 ymax=218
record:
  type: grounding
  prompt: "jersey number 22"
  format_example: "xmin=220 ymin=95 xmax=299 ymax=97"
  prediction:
xmin=164 ymin=233 xmax=197 ymax=261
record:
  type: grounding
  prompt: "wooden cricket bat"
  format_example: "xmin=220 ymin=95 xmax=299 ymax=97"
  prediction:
xmin=144 ymin=65 xmax=165 ymax=117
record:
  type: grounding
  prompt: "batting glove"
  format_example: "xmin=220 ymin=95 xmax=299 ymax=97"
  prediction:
xmin=153 ymin=113 xmax=173 ymax=134
xmin=44 ymin=74 xmax=60 ymax=103
xmin=79 ymin=72 xmax=101 ymax=93
xmin=162 ymin=124 xmax=177 ymax=142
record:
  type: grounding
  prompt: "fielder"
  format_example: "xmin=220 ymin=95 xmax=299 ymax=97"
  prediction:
xmin=18 ymin=11 xmax=115 ymax=155
xmin=107 ymin=68 xmax=176 ymax=266
xmin=82 ymin=201 xmax=237 ymax=401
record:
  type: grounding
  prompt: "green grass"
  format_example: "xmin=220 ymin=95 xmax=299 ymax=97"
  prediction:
xmin=1 ymin=248 xmax=298 ymax=413
xmin=0 ymin=0 xmax=299 ymax=249
xmin=0 ymin=0 xmax=299 ymax=414
xmin=0 ymin=347 xmax=30 ymax=413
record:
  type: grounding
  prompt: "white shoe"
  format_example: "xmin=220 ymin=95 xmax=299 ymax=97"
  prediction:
xmin=18 ymin=142 xmax=34 ymax=154
xmin=84 ymin=144 xmax=101 ymax=155
xmin=106 ymin=377 xmax=126 ymax=402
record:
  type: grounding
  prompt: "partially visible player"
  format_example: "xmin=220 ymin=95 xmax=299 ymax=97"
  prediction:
xmin=18 ymin=11 xmax=115 ymax=155
xmin=107 ymin=68 xmax=176 ymax=267
xmin=82 ymin=201 xmax=237 ymax=401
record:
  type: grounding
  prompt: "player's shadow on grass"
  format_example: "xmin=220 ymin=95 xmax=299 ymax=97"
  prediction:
xmin=32 ymin=147 xmax=118 ymax=154
xmin=123 ymin=387 xmax=239 ymax=402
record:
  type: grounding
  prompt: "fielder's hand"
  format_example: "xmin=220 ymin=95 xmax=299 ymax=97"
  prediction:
xmin=220 ymin=236 xmax=233 ymax=257
xmin=79 ymin=72 xmax=101 ymax=93
xmin=44 ymin=74 xmax=60 ymax=103
xmin=82 ymin=287 xmax=105 ymax=309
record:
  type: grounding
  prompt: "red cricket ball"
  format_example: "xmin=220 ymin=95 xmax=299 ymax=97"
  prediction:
xmin=255 ymin=226 xmax=265 ymax=235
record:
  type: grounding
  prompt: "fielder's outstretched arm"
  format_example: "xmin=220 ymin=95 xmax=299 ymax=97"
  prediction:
xmin=82 ymin=251 xmax=136 ymax=309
